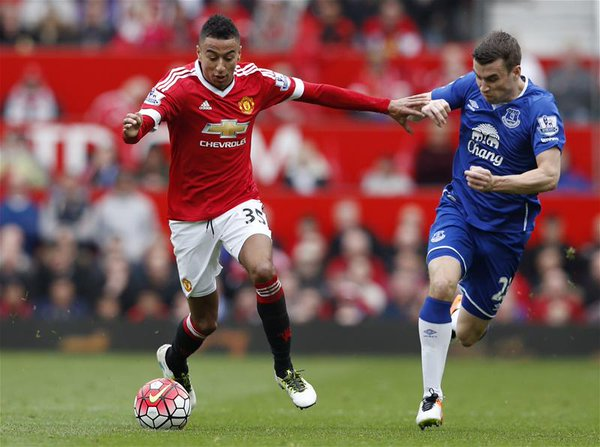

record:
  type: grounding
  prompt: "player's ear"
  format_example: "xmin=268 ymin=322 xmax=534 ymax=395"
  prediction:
xmin=238 ymin=45 xmax=242 ymax=62
xmin=196 ymin=44 xmax=201 ymax=59
xmin=512 ymin=64 xmax=521 ymax=79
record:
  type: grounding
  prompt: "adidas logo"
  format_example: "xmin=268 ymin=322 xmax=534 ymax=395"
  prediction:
xmin=199 ymin=100 xmax=212 ymax=111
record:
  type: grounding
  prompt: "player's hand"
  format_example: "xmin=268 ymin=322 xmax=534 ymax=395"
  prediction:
xmin=123 ymin=112 xmax=143 ymax=138
xmin=465 ymin=165 xmax=495 ymax=192
xmin=388 ymin=93 xmax=430 ymax=134
xmin=422 ymin=99 xmax=451 ymax=127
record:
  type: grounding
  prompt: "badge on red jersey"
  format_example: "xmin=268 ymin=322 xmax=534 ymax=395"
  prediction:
xmin=238 ymin=96 xmax=255 ymax=115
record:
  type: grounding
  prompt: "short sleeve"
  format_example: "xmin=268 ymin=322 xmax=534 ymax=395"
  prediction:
xmin=256 ymin=68 xmax=303 ymax=110
xmin=138 ymin=80 xmax=178 ymax=130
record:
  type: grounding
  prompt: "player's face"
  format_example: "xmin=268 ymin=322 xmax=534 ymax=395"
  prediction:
xmin=197 ymin=37 xmax=241 ymax=90
xmin=473 ymin=59 xmax=522 ymax=104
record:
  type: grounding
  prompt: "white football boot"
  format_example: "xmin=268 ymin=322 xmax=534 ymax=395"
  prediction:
xmin=156 ymin=344 xmax=197 ymax=410
xmin=416 ymin=390 xmax=443 ymax=430
xmin=275 ymin=369 xmax=317 ymax=409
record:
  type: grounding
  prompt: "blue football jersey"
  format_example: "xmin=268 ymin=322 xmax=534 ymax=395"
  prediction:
xmin=431 ymin=72 xmax=566 ymax=233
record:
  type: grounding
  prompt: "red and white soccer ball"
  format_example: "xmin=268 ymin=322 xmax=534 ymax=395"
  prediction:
xmin=134 ymin=378 xmax=191 ymax=429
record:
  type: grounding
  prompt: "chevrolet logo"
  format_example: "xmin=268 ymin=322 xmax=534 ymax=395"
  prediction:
xmin=202 ymin=119 xmax=249 ymax=138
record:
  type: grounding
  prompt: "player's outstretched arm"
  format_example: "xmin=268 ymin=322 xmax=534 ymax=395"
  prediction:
xmin=464 ymin=148 xmax=561 ymax=194
xmin=298 ymin=82 xmax=428 ymax=133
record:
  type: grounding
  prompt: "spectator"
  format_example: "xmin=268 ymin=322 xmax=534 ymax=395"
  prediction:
xmin=39 ymin=174 xmax=96 ymax=246
xmin=81 ymin=144 xmax=121 ymax=189
xmin=38 ymin=276 xmax=90 ymax=321
xmin=0 ymin=129 xmax=48 ymax=189
xmin=129 ymin=239 xmax=180 ymax=309
xmin=581 ymin=249 xmax=600 ymax=316
xmin=328 ymin=255 xmax=388 ymax=326
xmin=249 ymin=0 xmax=303 ymax=53
xmin=85 ymin=75 xmax=152 ymax=169
xmin=529 ymin=267 xmax=585 ymax=326
xmin=78 ymin=0 xmax=115 ymax=48
xmin=361 ymin=0 xmax=423 ymax=58
xmin=384 ymin=267 xmax=426 ymax=321
xmin=349 ymin=49 xmax=413 ymax=110
xmin=287 ymin=286 xmax=324 ymax=324
xmin=327 ymin=198 xmax=386 ymax=261
xmin=98 ymin=250 xmax=134 ymax=309
xmin=91 ymin=171 xmax=160 ymax=263
xmin=0 ymin=2 xmax=30 ymax=48
xmin=0 ymin=172 xmax=40 ymax=254
xmin=360 ymin=153 xmax=414 ymax=196
xmin=555 ymin=148 xmax=593 ymax=192
xmin=520 ymin=214 xmax=576 ymax=289
xmin=0 ymin=225 xmax=32 ymax=285
xmin=126 ymin=289 xmax=170 ymax=323
xmin=112 ymin=0 xmax=173 ymax=50
xmin=3 ymin=65 xmax=59 ymax=126
xmin=0 ymin=278 xmax=33 ymax=320
xmin=303 ymin=0 xmax=356 ymax=46
xmin=85 ymin=75 xmax=152 ymax=130
xmin=547 ymin=47 xmax=599 ymax=123
xmin=293 ymin=0 xmax=356 ymax=74
xmin=136 ymin=144 xmax=170 ymax=192
xmin=404 ymin=0 xmax=472 ymax=46
xmin=291 ymin=231 xmax=327 ymax=290
xmin=95 ymin=294 xmax=121 ymax=321
xmin=19 ymin=0 xmax=78 ymax=45
xmin=326 ymin=226 xmax=388 ymax=289
xmin=284 ymin=141 xmax=331 ymax=195
xmin=414 ymin=120 xmax=455 ymax=186
xmin=30 ymin=227 xmax=103 ymax=305
xmin=413 ymin=42 xmax=469 ymax=93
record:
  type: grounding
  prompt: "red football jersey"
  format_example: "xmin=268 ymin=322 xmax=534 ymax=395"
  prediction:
xmin=139 ymin=61 xmax=304 ymax=221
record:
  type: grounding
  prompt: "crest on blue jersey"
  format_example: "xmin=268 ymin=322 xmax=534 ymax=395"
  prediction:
xmin=501 ymin=108 xmax=521 ymax=129
xmin=537 ymin=115 xmax=559 ymax=136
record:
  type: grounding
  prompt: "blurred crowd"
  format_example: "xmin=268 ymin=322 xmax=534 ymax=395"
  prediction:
xmin=0 ymin=0 xmax=471 ymax=52
xmin=0 ymin=165 xmax=598 ymax=326
xmin=0 ymin=0 xmax=598 ymax=327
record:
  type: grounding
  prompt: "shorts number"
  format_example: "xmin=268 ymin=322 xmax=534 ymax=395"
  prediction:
xmin=243 ymin=208 xmax=266 ymax=225
xmin=491 ymin=276 xmax=512 ymax=302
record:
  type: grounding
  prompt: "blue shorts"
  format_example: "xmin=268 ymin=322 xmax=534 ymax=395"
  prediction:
xmin=426 ymin=193 xmax=532 ymax=320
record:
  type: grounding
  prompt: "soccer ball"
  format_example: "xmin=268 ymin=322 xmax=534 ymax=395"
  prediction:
xmin=134 ymin=378 xmax=191 ymax=429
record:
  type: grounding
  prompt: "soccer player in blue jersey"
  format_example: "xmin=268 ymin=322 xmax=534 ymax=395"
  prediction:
xmin=408 ymin=31 xmax=565 ymax=429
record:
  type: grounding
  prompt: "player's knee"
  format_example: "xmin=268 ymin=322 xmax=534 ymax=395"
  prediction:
xmin=428 ymin=277 xmax=458 ymax=301
xmin=191 ymin=316 xmax=218 ymax=336
xmin=456 ymin=328 xmax=484 ymax=347
xmin=248 ymin=261 xmax=276 ymax=284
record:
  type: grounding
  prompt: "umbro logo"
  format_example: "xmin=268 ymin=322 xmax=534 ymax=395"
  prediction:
xmin=467 ymin=99 xmax=479 ymax=112
xmin=199 ymin=100 xmax=212 ymax=111
xmin=423 ymin=329 xmax=437 ymax=338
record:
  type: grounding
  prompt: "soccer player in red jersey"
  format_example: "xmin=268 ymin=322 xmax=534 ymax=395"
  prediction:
xmin=123 ymin=14 xmax=428 ymax=411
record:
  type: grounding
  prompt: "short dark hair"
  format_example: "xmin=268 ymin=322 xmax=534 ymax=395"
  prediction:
xmin=472 ymin=31 xmax=521 ymax=72
xmin=199 ymin=15 xmax=240 ymax=42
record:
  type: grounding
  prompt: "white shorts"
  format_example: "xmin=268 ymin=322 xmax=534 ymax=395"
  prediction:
xmin=169 ymin=199 xmax=272 ymax=298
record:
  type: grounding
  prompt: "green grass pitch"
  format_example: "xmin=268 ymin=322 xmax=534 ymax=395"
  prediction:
xmin=1 ymin=352 xmax=598 ymax=446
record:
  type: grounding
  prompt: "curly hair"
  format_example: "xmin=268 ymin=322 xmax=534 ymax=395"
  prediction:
xmin=200 ymin=15 xmax=240 ymax=43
